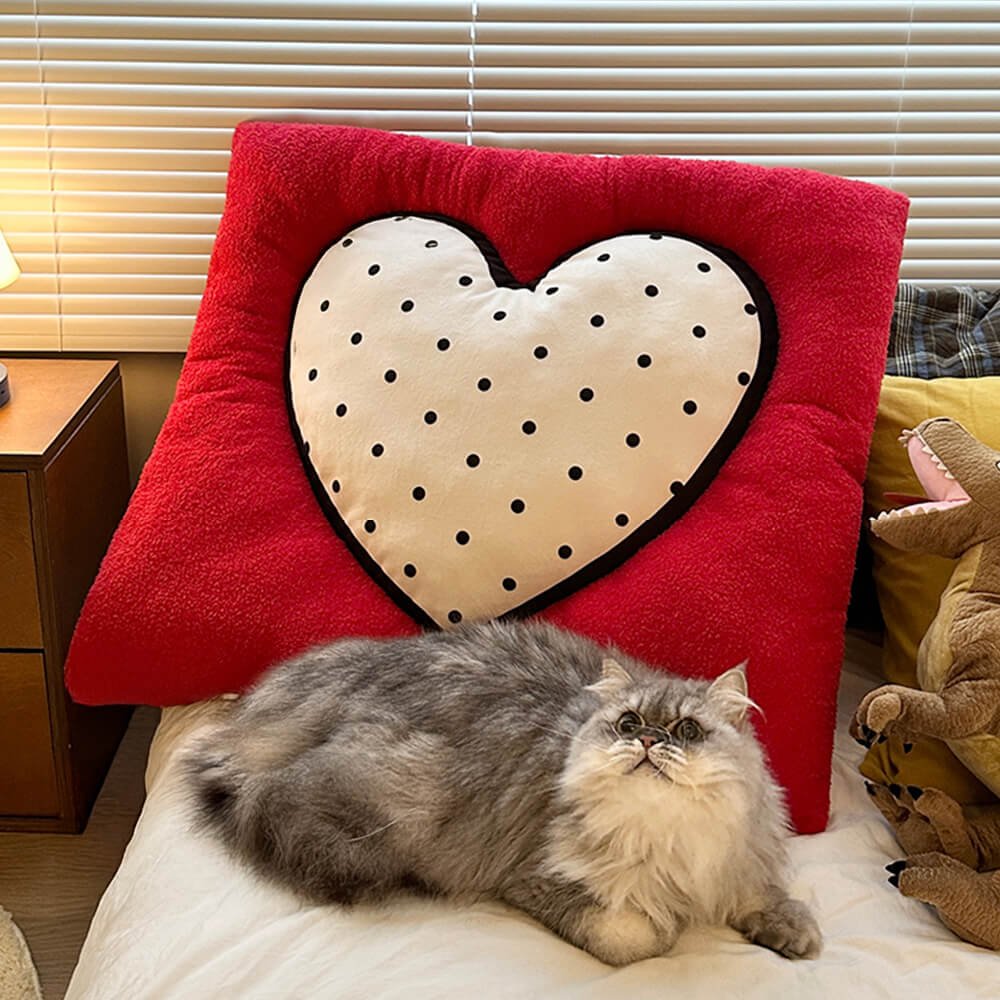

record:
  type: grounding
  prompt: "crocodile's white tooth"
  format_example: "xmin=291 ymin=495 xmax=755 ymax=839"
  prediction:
xmin=922 ymin=443 xmax=935 ymax=455
xmin=944 ymin=470 xmax=956 ymax=480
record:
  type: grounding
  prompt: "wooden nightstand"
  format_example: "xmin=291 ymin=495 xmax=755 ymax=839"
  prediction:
xmin=0 ymin=359 xmax=132 ymax=832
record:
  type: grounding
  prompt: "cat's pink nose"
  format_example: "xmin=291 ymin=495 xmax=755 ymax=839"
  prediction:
xmin=638 ymin=735 xmax=660 ymax=749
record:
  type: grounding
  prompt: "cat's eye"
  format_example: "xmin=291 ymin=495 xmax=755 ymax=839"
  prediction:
xmin=675 ymin=718 xmax=704 ymax=742
xmin=616 ymin=711 xmax=643 ymax=735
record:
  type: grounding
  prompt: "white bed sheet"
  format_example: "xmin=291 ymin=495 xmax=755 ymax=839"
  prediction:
xmin=66 ymin=647 xmax=1000 ymax=1000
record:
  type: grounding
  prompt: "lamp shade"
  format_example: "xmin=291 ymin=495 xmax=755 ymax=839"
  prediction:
xmin=0 ymin=230 xmax=20 ymax=290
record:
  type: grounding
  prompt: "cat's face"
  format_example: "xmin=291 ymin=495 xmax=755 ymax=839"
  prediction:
xmin=562 ymin=659 xmax=759 ymax=798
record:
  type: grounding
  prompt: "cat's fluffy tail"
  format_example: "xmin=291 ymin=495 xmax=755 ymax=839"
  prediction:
xmin=184 ymin=740 xmax=244 ymax=829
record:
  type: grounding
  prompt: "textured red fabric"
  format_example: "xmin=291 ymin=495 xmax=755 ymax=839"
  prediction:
xmin=65 ymin=123 xmax=908 ymax=833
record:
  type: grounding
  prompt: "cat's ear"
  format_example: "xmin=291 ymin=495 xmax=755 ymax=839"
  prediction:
xmin=708 ymin=662 xmax=757 ymax=723
xmin=585 ymin=658 xmax=633 ymax=699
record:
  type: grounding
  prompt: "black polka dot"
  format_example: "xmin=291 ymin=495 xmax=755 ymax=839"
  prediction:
xmin=336 ymin=403 xmax=347 ymax=417
xmin=364 ymin=519 xmax=376 ymax=533
xmin=368 ymin=264 xmax=380 ymax=276
xmin=493 ymin=310 xmax=506 ymax=321
xmin=458 ymin=275 xmax=472 ymax=286
xmin=424 ymin=410 xmax=437 ymax=424
xmin=332 ymin=479 xmax=341 ymax=493
xmin=590 ymin=314 xmax=605 ymax=328
xmin=745 ymin=303 xmax=758 ymax=315
xmin=320 ymin=300 xmax=330 ymax=313
xmin=425 ymin=240 xmax=438 ymax=248
xmin=645 ymin=285 xmax=658 ymax=297
xmin=448 ymin=610 xmax=463 ymax=624
xmin=456 ymin=530 xmax=470 ymax=545
xmin=670 ymin=481 xmax=683 ymax=495
xmin=477 ymin=377 xmax=492 ymax=391
xmin=558 ymin=545 xmax=573 ymax=559
xmin=412 ymin=486 xmax=426 ymax=501
xmin=502 ymin=577 xmax=517 ymax=592
xmin=579 ymin=387 xmax=594 ymax=402
xmin=522 ymin=420 xmax=536 ymax=435
xmin=546 ymin=286 xmax=559 ymax=296
xmin=404 ymin=563 xmax=417 ymax=578
xmin=384 ymin=369 xmax=397 ymax=383
xmin=637 ymin=354 xmax=652 ymax=368
xmin=510 ymin=498 xmax=525 ymax=514
xmin=371 ymin=443 xmax=384 ymax=457
xmin=437 ymin=337 xmax=450 ymax=351
xmin=342 ymin=238 xmax=353 ymax=247
xmin=568 ymin=466 xmax=583 ymax=481
xmin=683 ymin=400 xmax=698 ymax=415
xmin=393 ymin=216 xmax=404 ymax=222
xmin=615 ymin=513 xmax=629 ymax=527
xmin=692 ymin=325 xmax=706 ymax=338
xmin=350 ymin=331 xmax=363 ymax=345
xmin=650 ymin=233 xmax=663 ymax=240
xmin=308 ymin=368 xmax=318 ymax=381
xmin=466 ymin=453 xmax=480 ymax=468
xmin=597 ymin=252 xmax=611 ymax=262
xmin=738 ymin=371 xmax=751 ymax=385
xmin=401 ymin=299 xmax=414 ymax=312
xmin=698 ymin=262 xmax=711 ymax=273
xmin=534 ymin=345 xmax=548 ymax=359
xmin=626 ymin=433 xmax=640 ymax=448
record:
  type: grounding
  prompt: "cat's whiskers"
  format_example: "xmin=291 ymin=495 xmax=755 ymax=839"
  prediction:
xmin=546 ymin=746 xmax=639 ymax=795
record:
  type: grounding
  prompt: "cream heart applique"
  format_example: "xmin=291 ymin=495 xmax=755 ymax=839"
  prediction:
xmin=288 ymin=215 xmax=776 ymax=628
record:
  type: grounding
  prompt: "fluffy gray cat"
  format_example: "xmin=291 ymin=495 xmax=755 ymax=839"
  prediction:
xmin=184 ymin=619 xmax=820 ymax=965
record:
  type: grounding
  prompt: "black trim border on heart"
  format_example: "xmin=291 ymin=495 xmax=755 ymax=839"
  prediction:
xmin=284 ymin=212 xmax=778 ymax=629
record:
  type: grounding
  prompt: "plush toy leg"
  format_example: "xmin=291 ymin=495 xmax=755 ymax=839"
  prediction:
xmin=865 ymin=782 xmax=945 ymax=856
xmin=890 ymin=852 xmax=1000 ymax=950
xmin=853 ymin=680 xmax=1000 ymax=746
xmin=867 ymin=781 xmax=993 ymax=868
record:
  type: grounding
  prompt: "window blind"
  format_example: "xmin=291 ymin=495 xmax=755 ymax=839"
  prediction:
xmin=0 ymin=0 xmax=997 ymax=352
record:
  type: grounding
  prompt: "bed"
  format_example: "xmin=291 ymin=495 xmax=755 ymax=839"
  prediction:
xmin=58 ymin=124 xmax=996 ymax=997
xmin=63 ymin=636 xmax=998 ymax=1000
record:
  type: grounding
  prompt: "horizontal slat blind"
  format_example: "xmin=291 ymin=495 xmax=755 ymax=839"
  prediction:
xmin=472 ymin=0 xmax=1000 ymax=290
xmin=0 ymin=1 xmax=59 ymax=350
xmin=1 ymin=1 xmax=473 ymax=350
xmin=0 ymin=0 xmax=997 ymax=351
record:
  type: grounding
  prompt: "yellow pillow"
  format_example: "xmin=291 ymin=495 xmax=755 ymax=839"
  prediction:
xmin=861 ymin=375 xmax=1000 ymax=803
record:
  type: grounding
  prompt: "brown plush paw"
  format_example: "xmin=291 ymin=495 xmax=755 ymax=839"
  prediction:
xmin=889 ymin=853 xmax=1000 ymax=950
xmin=852 ymin=688 xmax=905 ymax=746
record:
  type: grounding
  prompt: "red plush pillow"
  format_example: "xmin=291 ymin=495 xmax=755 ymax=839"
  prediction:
xmin=65 ymin=122 xmax=907 ymax=833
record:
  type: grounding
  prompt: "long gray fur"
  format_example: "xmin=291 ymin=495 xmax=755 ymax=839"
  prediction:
xmin=183 ymin=619 xmax=820 ymax=965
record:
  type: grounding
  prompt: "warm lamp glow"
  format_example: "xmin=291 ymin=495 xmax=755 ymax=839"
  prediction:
xmin=0 ymin=230 xmax=20 ymax=290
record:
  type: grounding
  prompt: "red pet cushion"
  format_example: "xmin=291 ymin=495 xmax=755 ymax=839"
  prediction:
xmin=66 ymin=123 xmax=908 ymax=833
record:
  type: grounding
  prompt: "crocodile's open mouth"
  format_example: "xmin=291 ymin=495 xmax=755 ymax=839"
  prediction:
xmin=875 ymin=426 xmax=971 ymax=524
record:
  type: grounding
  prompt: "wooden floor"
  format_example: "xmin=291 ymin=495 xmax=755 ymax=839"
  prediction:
xmin=0 ymin=706 xmax=160 ymax=1000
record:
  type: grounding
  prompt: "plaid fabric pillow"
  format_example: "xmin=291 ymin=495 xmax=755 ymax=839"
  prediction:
xmin=888 ymin=284 xmax=1000 ymax=378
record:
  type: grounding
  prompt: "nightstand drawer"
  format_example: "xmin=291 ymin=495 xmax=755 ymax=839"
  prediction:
xmin=0 ymin=652 xmax=60 ymax=817
xmin=0 ymin=471 xmax=43 ymax=648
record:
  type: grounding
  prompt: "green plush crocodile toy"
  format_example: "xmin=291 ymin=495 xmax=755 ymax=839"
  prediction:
xmin=851 ymin=416 xmax=1000 ymax=950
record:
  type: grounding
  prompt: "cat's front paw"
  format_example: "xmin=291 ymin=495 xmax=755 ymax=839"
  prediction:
xmin=735 ymin=898 xmax=822 ymax=960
